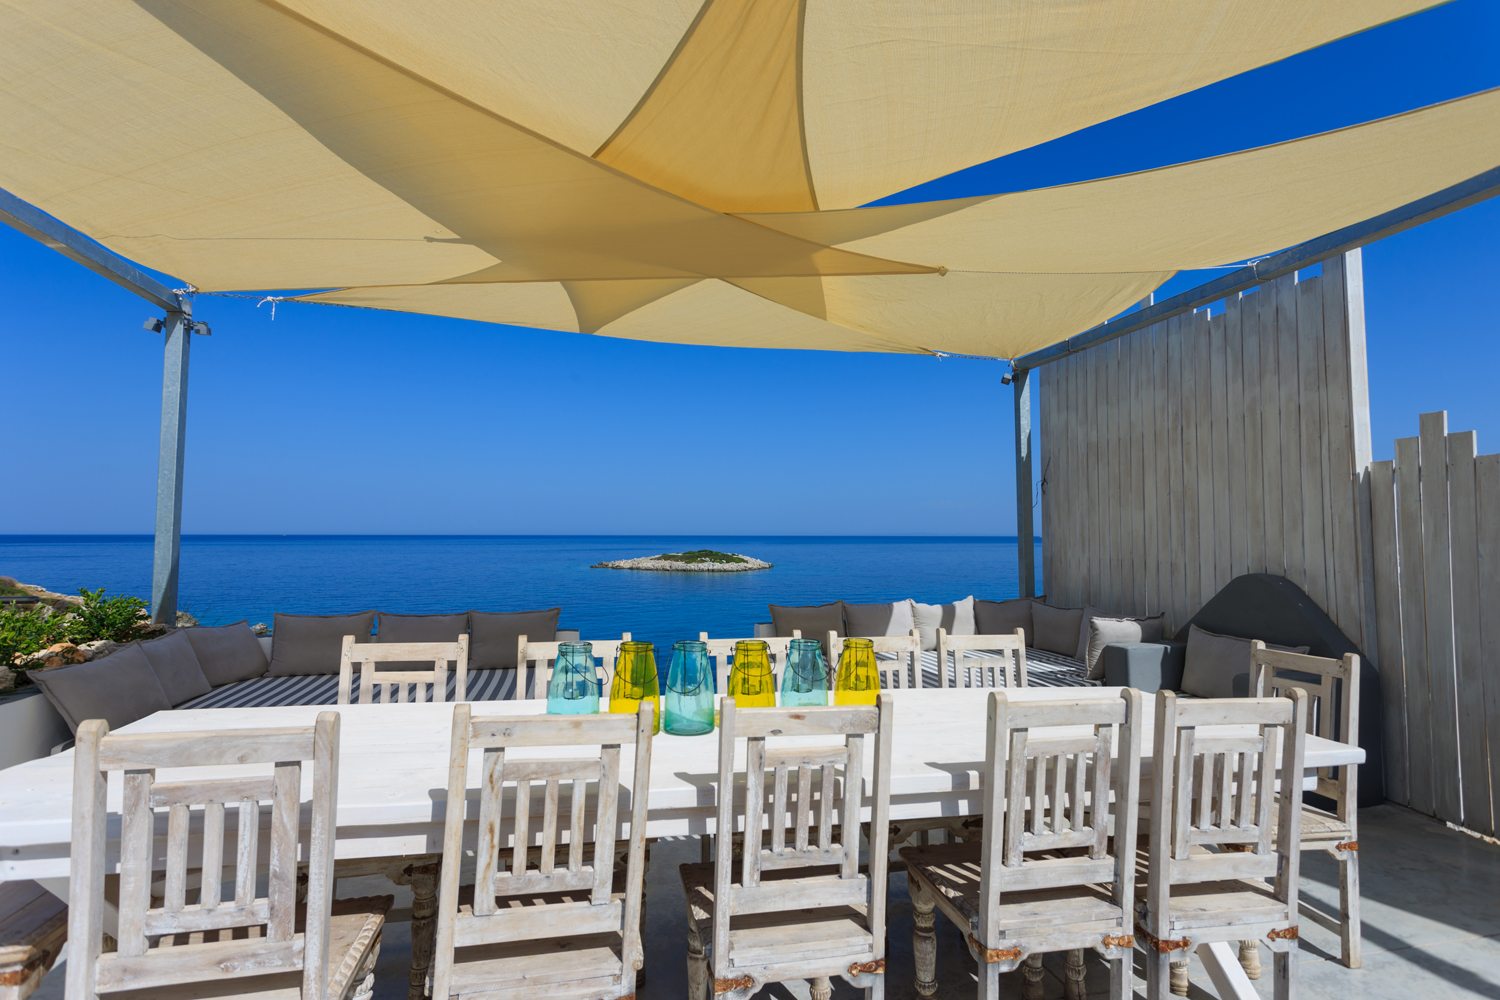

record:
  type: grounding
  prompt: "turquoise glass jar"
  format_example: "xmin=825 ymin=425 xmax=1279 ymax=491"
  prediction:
xmin=546 ymin=642 xmax=599 ymax=714
xmin=780 ymin=637 xmax=829 ymax=707
xmin=664 ymin=640 xmax=716 ymax=735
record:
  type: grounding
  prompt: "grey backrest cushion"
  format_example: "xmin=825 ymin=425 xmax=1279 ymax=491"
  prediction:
xmin=1031 ymin=602 xmax=1089 ymax=658
xmin=182 ymin=622 xmax=268 ymax=686
xmin=469 ymin=608 xmax=560 ymax=670
xmin=843 ymin=600 xmax=914 ymax=638
xmin=30 ymin=642 xmax=173 ymax=733
xmin=974 ymin=598 xmax=1033 ymax=638
xmin=268 ymin=611 xmax=376 ymax=676
xmin=378 ymin=612 xmax=469 ymax=643
xmin=1085 ymin=614 xmax=1166 ymax=679
xmin=139 ymin=630 xmax=213 ymax=704
xmin=769 ymin=602 xmax=845 ymax=639
xmin=1180 ymin=624 xmax=1309 ymax=699
xmin=909 ymin=596 xmax=975 ymax=651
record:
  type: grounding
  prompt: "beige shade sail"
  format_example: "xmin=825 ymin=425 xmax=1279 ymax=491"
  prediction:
xmin=0 ymin=0 xmax=1490 ymax=358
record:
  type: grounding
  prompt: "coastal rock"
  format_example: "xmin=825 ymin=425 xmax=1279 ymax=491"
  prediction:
xmin=79 ymin=639 xmax=121 ymax=661
xmin=176 ymin=610 xmax=200 ymax=627
xmin=0 ymin=666 xmax=15 ymax=694
xmin=251 ymin=622 xmax=270 ymax=636
xmin=593 ymin=550 xmax=772 ymax=573
xmin=17 ymin=642 xmax=89 ymax=670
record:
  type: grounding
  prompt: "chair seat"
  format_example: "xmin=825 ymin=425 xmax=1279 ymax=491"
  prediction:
xmin=108 ymin=895 xmax=392 ymax=1000
xmin=1140 ymin=876 xmax=1288 ymax=936
xmin=679 ymin=863 xmax=876 ymax=968
xmin=1283 ymin=803 xmax=1353 ymax=847
xmin=0 ymin=881 xmax=68 ymax=999
xmin=902 ymin=842 xmax=1124 ymax=937
xmin=445 ymin=933 xmax=630 ymax=999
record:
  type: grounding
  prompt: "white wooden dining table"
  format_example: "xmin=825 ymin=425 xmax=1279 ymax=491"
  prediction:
xmin=0 ymin=687 xmax=1362 ymax=999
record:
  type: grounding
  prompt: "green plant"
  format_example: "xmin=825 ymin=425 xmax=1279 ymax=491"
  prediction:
xmin=0 ymin=606 xmax=69 ymax=666
xmin=65 ymin=588 xmax=151 ymax=645
xmin=654 ymin=550 xmax=749 ymax=565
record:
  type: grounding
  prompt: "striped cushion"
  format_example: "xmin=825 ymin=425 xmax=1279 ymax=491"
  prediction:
xmin=180 ymin=668 xmax=522 ymax=709
xmin=877 ymin=649 xmax=1095 ymax=689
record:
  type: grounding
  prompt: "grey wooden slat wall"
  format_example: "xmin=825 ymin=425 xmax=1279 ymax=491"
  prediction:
xmin=1367 ymin=411 xmax=1500 ymax=836
xmin=1038 ymin=252 xmax=1373 ymax=651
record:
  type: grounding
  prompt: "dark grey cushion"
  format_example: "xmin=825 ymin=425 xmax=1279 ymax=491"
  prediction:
xmin=974 ymin=598 xmax=1033 ymax=638
xmin=1101 ymin=641 xmax=1186 ymax=692
xmin=843 ymin=601 xmax=914 ymax=638
xmin=268 ymin=611 xmax=376 ymax=676
xmin=469 ymin=608 xmax=559 ymax=670
xmin=139 ymin=630 xmax=213 ymax=704
xmin=1031 ymin=603 xmax=1087 ymax=658
xmin=182 ymin=622 xmax=268 ymax=686
xmin=1180 ymin=624 xmax=1309 ymax=699
xmin=769 ymin=602 xmax=845 ymax=640
xmin=30 ymin=642 xmax=173 ymax=733
xmin=377 ymin=612 xmax=469 ymax=643
xmin=1085 ymin=614 xmax=1166 ymax=679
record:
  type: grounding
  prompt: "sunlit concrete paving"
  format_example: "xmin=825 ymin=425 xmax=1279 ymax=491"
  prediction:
xmin=29 ymin=804 xmax=1498 ymax=999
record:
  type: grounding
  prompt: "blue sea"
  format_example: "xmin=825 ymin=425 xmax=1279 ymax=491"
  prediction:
xmin=0 ymin=535 xmax=1041 ymax=649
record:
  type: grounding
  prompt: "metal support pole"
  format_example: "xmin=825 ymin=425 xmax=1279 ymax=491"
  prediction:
xmin=151 ymin=310 xmax=192 ymax=625
xmin=1013 ymin=368 xmax=1036 ymax=598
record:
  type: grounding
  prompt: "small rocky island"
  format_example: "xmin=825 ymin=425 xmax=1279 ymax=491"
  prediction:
xmin=592 ymin=549 xmax=772 ymax=573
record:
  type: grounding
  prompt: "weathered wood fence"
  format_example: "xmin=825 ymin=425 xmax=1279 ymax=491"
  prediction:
xmin=1039 ymin=252 xmax=1374 ymax=651
xmin=1370 ymin=412 xmax=1500 ymax=836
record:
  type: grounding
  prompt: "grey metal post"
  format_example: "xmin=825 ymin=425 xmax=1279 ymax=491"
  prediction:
xmin=1013 ymin=368 xmax=1036 ymax=597
xmin=151 ymin=310 xmax=192 ymax=624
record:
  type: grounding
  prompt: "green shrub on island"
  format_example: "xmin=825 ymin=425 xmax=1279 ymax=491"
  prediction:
xmin=653 ymin=550 xmax=749 ymax=565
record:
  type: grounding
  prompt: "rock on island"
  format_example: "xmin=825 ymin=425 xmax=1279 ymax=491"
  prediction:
xmin=591 ymin=549 xmax=772 ymax=573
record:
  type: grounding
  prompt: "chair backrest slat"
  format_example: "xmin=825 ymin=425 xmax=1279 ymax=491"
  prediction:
xmin=338 ymin=634 xmax=469 ymax=704
xmin=66 ymin=715 xmax=340 ymax=1000
xmin=432 ymin=703 xmax=654 ymax=1000
xmin=711 ymin=697 xmax=893 ymax=972
xmin=937 ymin=628 xmax=1029 ymax=688
xmin=976 ymin=691 xmax=1140 ymax=946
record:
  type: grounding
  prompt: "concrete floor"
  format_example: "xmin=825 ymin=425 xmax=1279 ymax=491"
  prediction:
xmin=32 ymin=804 xmax=1500 ymax=999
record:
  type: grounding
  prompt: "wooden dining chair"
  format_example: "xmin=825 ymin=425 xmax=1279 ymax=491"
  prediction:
xmin=0 ymin=881 xmax=67 ymax=1000
xmin=936 ymin=628 xmax=1029 ymax=689
xmin=66 ymin=713 xmax=392 ymax=1000
xmin=901 ymin=690 xmax=1142 ymax=1000
xmin=430 ymin=702 xmax=654 ymax=1000
xmin=833 ymin=630 xmax=925 ymax=689
xmin=517 ymin=632 xmax=632 ymax=701
xmin=1250 ymin=642 xmax=1362 ymax=969
xmin=338 ymin=634 xmax=469 ymax=704
xmin=680 ymin=697 xmax=894 ymax=1000
xmin=1139 ymin=689 xmax=1308 ymax=1000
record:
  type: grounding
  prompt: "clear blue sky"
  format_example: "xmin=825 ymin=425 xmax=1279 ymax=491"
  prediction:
xmin=2 ymin=2 xmax=1497 ymax=536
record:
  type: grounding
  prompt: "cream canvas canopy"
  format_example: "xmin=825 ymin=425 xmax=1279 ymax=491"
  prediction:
xmin=2 ymin=0 xmax=1497 ymax=358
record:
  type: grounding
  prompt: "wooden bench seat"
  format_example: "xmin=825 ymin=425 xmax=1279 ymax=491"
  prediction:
xmin=0 ymin=881 xmax=66 ymax=1000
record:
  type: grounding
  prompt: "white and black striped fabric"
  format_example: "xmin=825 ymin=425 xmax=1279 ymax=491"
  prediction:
xmin=876 ymin=649 xmax=1095 ymax=689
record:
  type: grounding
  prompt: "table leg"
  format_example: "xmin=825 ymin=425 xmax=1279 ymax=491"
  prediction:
xmin=401 ymin=861 xmax=439 ymax=1000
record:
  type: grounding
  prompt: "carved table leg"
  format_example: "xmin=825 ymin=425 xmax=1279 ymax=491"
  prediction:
xmin=1022 ymin=953 xmax=1045 ymax=1000
xmin=1239 ymin=939 xmax=1262 ymax=979
xmin=403 ymin=862 xmax=439 ymax=1000
xmin=911 ymin=888 xmax=938 ymax=998
xmin=1065 ymin=948 xmax=1087 ymax=1000
xmin=810 ymin=976 xmax=833 ymax=1000
xmin=1169 ymin=958 xmax=1189 ymax=997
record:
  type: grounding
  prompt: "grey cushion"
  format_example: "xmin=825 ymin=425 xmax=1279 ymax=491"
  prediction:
xmin=1180 ymin=624 xmax=1309 ymax=699
xmin=30 ymin=642 xmax=173 ymax=733
xmin=377 ymin=612 xmax=469 ymax=643
xmin=974 ymin=598 xmax=1033 ymax=638
xmin=1101 ymin=641 xmax=1186 ymax=692
xmin=139 ymin=630 xmax=213 ymax=704
xmin=268 ymin=612 xmax=376 ymax=676
xmin=469 ymin=608 xmax=559 ymax=670
xmin=909 ymin=597 xmax=975 ymax=651
xmin=182 ymin=622 xmax=268 ymax=686
xmin=1084 ymin=614 xmax=1166 ymax=679
xmin=769 ymin=602 xmax=845 ymax=640
xmin=1032 ymin=603 xmax=1088 ymax=658
xmin=843 ymin=600 xmax=914 ymax=638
